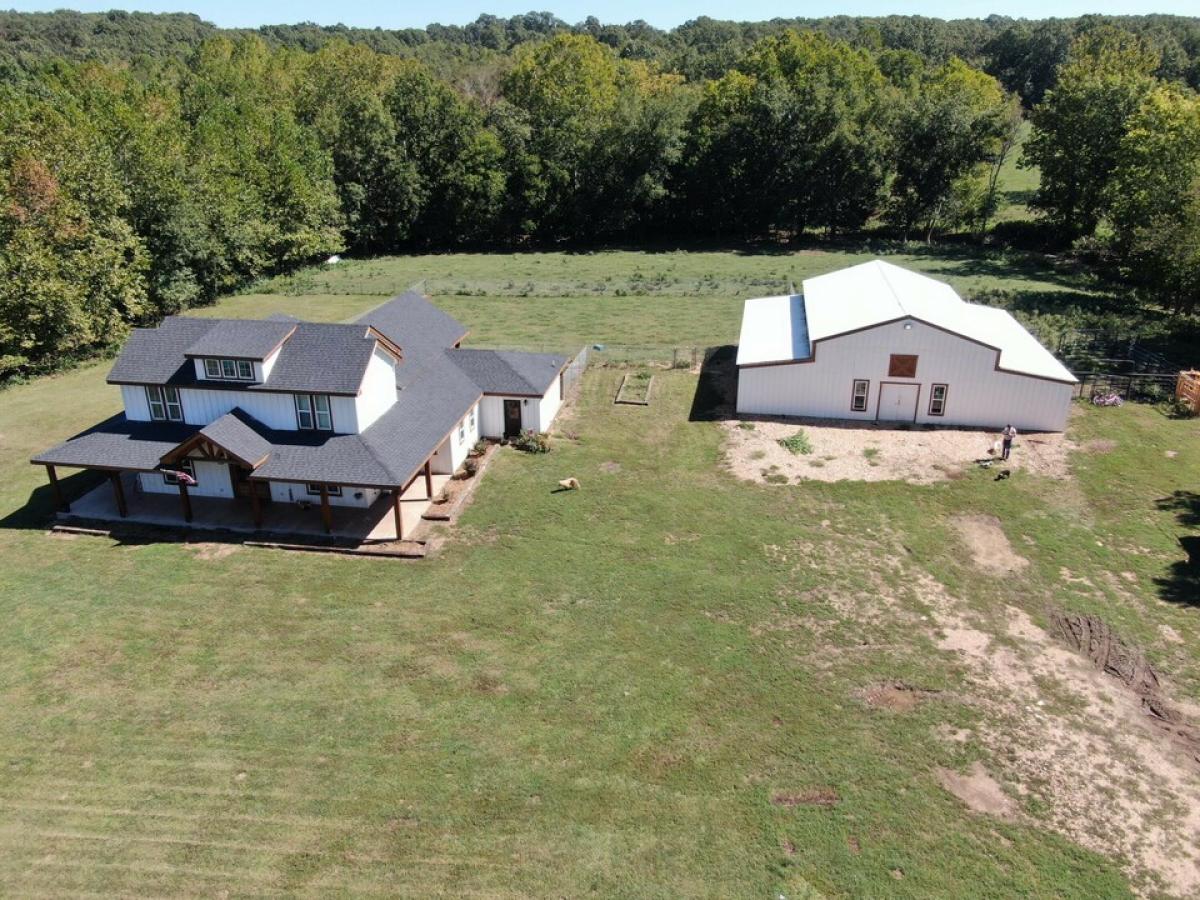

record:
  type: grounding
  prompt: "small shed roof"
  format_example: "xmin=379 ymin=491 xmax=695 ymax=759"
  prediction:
xmin=736 ymin=260 xmax=1076 ymax=383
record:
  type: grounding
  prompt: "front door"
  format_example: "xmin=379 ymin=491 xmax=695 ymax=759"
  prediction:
xmin=877 ymin=383 xmax=920 ymax=422
xmin=503 ymin=399 xmax=523 ymax=438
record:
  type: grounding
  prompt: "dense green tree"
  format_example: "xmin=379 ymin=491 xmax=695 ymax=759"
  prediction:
xmin=887 ymin=58 xmax=1016 ymax=238
xmin=0 ymin=94 xmax=148 ymax=377
xmin=1023 ymin=26 xmax=1159 ymax=238
xmin=681 ymin=30 xmax=893 ymax=237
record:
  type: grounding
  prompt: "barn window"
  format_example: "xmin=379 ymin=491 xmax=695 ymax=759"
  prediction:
xmin=306 ymin=483 xmax=342 ymax=497
xmin=929 ymin=384 xmax=948 ymax=416
xmin=851 ymin=379 xmax=870 ymax=412
xmin=888 ymin=354 xmax=919 ymax=378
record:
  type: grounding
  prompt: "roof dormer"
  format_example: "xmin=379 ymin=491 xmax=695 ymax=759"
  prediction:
xmin=184 ymin=320 xmax=297 ymax=385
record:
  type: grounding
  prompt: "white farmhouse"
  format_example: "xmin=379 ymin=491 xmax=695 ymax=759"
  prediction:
xmin=735 ymin=260 xmax=1077 ymax=431
xmin=32 ymin=292 xmax=568 ymax=539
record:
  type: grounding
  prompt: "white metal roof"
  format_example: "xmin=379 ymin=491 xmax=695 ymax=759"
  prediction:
xmin=736 ymin=259 xmax=1077 ymax=383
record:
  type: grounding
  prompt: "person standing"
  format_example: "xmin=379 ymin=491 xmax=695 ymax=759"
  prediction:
xmin=1001 ymin=424 xmax=1017 ymax=460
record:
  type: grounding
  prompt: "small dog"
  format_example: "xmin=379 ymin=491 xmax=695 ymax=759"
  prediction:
xmin=556 ymin=477 xmax=581 ymax=491
xmin=994 ymin=469 xmax=1011 ymax=481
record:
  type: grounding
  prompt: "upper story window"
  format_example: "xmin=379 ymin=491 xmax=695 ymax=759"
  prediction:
xmin=203 ymin=358 xmax=254 ymax=381
xmin=888 ymin=354 xmax=919 ymax=378
xmin=295 ymin=393 xmax=333 ymax=431
xmin=146 ymin=385 xmax=183 ymax=422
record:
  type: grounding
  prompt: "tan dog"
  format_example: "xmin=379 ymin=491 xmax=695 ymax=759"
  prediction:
xmin=557 ymin=477 xmax=581 ymax=491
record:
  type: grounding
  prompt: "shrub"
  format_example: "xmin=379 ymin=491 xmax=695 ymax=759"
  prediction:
xmin=778 ymin=430 xmax=813 ymax=455
xmin=463 ymin=458 xmax=479 ymax=477
xmin=511 ymin=429 xmax=551 ymax=453
xmin=471 ymin=439 xmax=488 ymax=456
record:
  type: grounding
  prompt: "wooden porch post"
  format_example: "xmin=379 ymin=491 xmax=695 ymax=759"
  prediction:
xmin=45 ymin=464 xmax=68 ymax=512
xmin=319 ymin=484 xmax=332 ymax=534
xmin=250 ymin=484 xmax=263 ymax=529
xmin=109 ymin=472 xmax=128 ymax=518
xmin=178 ymin=481 xmax=193 ymax=523
xmin=424 ymin=459 xmax=433 ymax=499
xmin=392 ymin=490 xmax=402 ymax=541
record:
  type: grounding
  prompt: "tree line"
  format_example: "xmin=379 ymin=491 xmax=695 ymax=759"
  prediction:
xmin=1 ymin=15 xmax=1198 ymax=378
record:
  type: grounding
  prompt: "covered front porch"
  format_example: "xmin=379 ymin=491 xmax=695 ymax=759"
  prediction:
xmin=48 ymin=467 xmax=451 ymax=542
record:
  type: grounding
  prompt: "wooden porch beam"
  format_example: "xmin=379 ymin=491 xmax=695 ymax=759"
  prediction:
xmin=319 ymin=484 xmax=333 ymax=534
xmin=109 ymin=472 xmax=128 ymax=518
xmin=45 ymin=464 xmax=68 ymax=512
xmin=424 ymin=459 xmax=433 ymax=500
xmin=178 ymin=481 xmax=193 ymax=523
xmin=392 ymin=490 xmax=402 ymax=541
xmin=250 ymin=484 xmax=263 ymax=529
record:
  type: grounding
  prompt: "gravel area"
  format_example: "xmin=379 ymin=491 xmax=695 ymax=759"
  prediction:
xmin=723 ymin=416 xmax=1076 ymax=485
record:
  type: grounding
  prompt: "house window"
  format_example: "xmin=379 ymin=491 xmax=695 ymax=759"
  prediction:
xmin=162 ymin=458 xmax=196 ymax=486
xmin=929 ymin=383 xmax=948 ymax=417
xmin=146 ymin=385 xmax=183 ymax=422
xmin=203 ymin=358 xmax=254 ymax=381
xmin=469 ymin=405 xmax=476 ymax=430
xmin=458 ymin=418 xmax=466 ymax=442
xmin=889 ymin=354 xmax=919 ymax=378
xmin=295 ymin=393 xmax=332 ymax=431
xmin=306 ymin=483 xmax=341 ymax=497
xmin=851 ymin=379 xmax=870 ymax=412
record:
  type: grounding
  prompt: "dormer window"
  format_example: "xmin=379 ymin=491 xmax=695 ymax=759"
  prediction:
xmin=203 ymin=358 xmax=254 ymax=381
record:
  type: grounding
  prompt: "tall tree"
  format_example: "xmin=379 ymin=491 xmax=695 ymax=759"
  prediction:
xmin=1023 ymin=26 xmax=1159 ymax=238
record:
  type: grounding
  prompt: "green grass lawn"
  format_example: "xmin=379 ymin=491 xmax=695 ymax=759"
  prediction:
xmin=992 ymin=120 xmax=1041 ymax=225
xmin=1 ymin=249 xmax=1197 ymax=896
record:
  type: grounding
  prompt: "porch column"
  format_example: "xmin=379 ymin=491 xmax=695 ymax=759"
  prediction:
xmin=424 ymin=459 xmax=433 ymax=500
xmin=392 ymin=490 xmax=402 ymax=541
xmin=250 ymin=484 xmax=263 ymax=529
xmin=45 ymin=464 xmax=68 ymax=512
xmin=109 ymin=472 xmax=128 ymax=518
xmin=319 ymin=484 xmax=333 ymax=534
xmin=178 ymin=481 xmax=193 ymax=523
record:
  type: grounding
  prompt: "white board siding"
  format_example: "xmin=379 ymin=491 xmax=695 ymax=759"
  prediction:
xmin=268 ymin=480 xmax=380 ymax=508
xmin=479 ymin=396 xmax=540 ymax=437
xmin=737 ymin=318 xmax=1073 ymax=432
xmin=121 ymin=385 xmax=152 ymax=421
xmin=450 ymin=403 xmax=480 ymax=471
xmin=537 ymin=375 xmax=563 ymax=432
xmin=354 ymin=348 xmax=398 ymax=432
xmin=138 ymin=459 xmax=234 ymax=498
xmin=169 ymin=388 xmax=357 ymax=434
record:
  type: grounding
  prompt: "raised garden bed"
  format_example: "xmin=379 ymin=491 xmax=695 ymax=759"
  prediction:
xmin=615 ymin=370 xmax=654 ymax=406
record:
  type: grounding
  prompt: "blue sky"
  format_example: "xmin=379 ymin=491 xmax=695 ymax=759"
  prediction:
xmin=10 ymin=0 xmax=1197 ymax=30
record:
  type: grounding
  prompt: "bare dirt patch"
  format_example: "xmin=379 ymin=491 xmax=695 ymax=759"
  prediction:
xmin=918 ymin=573 xmax=1200 ymax=896
xmin=771 ymin=787 xmax=840 ymax=808
xmin=1082 ymin=439 xmax=1117 ymax=453
xmin=188 ymin=542 xmax=239 ymax=561
xmin=937 ymin=761 xmax=1017 ymax=820
xmin=598 ymin=460 xmax=622 ymax=474
xmin=860 ymin=681 xmax=939 ymax=712
xmin=723 ymin=418 xmax=1075 ymax=485
xmin=951 ymin=515 xmax=1028 ymax=574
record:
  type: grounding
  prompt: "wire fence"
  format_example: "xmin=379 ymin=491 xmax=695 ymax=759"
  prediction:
xmin=1071 ymin=372 xmax=1179 ymax=404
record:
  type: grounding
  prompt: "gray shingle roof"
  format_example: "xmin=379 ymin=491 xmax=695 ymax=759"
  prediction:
xmin=198 ymin=410 xmax=273 ymax=467
xmin=184 ymin=319 xmax=296 ymax=360
xmin=107 ymin=317 xmax=214 ymax=385
xmin=356 ymin=291 xmax=469 ymax=360
xmin=107 ymin=318 xmax=381 ymax=395
xmin=31 ymin=414 xmax=199 ymax=471
xmin=449 ymin=348 xmax=566 ymax=395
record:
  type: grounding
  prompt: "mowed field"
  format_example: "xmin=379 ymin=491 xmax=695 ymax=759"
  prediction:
xmin=2 ymin=248 xmax=1199 ymax=897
